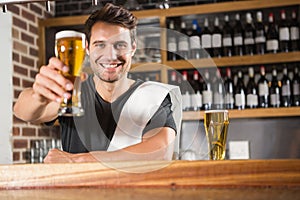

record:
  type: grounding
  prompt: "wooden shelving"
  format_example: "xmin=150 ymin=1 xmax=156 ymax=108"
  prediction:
xmin=183 ymin=107 xmax=300 ymax=121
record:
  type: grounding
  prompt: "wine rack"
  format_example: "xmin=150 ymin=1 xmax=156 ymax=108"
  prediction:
xmin=38 ymin=0 xmax=300 ymax=121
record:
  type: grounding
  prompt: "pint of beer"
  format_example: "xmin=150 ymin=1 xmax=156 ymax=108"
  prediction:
xmin=204 ymin=110 xmax=229 ymax=160
xmin=55 ymin=30 xmax=86 ymax=116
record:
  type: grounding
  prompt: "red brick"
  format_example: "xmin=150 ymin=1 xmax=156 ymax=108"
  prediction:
xmin=13 ymin=76 xmax=20 ymax=86
xmin=30 ymin=3 xmax=42 ymax=15
xmin=22 ymin=9 xmax=36 ymax=23
xmin=22 ymin=79 xmax=33 ymax=88
xmin=7 ymin=4 xmax=20 ymax=15
xmin=29 ymin=24 xmax=38 ymax=35
xmin=14 ymin=65 xmax=28 ymax=76
xmin=21 ymin=32 xmax=35 ymax=44
xmin=30 ymin=69 xmax=38 ymax=79
xmin=12 ymin=127 xmax=20 ymax=136
xmin=38 ymin=128 xmax=51 ymax=137
xmin=14 ymin=89 xmax=22 ymax=99
xmin=21 ymin=56 xmax=35 ymax=67
xmin=13 ymin=17 xmax=27 ymax=31
xmin=23 ymin=127 xmax=36 ymax=137
xmin=13 ymin=139 xmax=28 ymax=149
xmin=13 ymin=41 xmax=27 ymax=54
xmin=13 ymin=151 xmax=20 ymax=161
xmin=13 ymin=52 xmax=20 ymax=62
xmin=29 ymin=47 xmax=38 ymax=57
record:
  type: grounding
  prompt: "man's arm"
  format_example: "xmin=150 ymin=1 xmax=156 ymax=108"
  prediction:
xmin=43 ymin=127 xmax=176 ymax=163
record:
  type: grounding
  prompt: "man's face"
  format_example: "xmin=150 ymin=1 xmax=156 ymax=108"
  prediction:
xmin=87 ymin=22 xmax=136 ymax=83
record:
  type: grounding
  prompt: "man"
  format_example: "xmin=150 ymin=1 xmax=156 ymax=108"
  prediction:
xmin=14 ymin=3 xmax=181 ymax=163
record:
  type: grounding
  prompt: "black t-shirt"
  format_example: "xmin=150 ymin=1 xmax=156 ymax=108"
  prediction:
xmin=55 ymin=76 xmax=176 ymax=153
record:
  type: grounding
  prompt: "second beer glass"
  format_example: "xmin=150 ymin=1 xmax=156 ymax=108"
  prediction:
xmin=55 ymin=30 xmax=86 ymax=116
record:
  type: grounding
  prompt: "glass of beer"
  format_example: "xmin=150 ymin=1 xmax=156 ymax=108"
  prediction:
xmin=55 ymin=30 xmax=86 ymax=116
xmin=204 ymin=110 xmax=229 ymax=160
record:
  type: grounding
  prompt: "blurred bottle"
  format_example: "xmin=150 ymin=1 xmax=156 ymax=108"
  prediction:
xmin=222 ymin=14 xmax=234 ymax=57
xmin=189 ymin=19 xmax=201 ymax=59
xmin=233 ymin=13 xmax=244 ymax=56
xmin=167 ymin=20 xmax=178 ymax=61
xmin=281 ymin=66 xmax=292 ymax=107
xmin=212 ymin=16 xmax=223 ymax=58
xmin=224 ymin=67 xmax=235 ymax=109
xmin=266 ymin=12 xmax=279 ymax=54
xmin=201 ymin=17 xmax=212 ymax=58
xmin=255 ymin=11 xmax=266 ymax=55
xmin=258 ymin=65 xmax=269 ymax=108
xmin=234 ymin=70 xmax=246 ymax=110
xmin=202 ymin=69 xmax=213 ymax=110
xmin=190 ymin=70 xmax=202 ymax=111
xmin=290 ymin=10 xmax=300 ymax=51
xmin=279 ymin=9 xmax=290 ymax=52
xmin=244 ymin=12 xmax=255 ymax=55
xmin=178 ymin=21 xmax=189 ymax=60
xmin=181 ymin=70 xmax=191 ymax=111
xmin=169 ymin=70 xmax=178 ymax=86
xmin=246 ymin=67 xmax=258 ymax=108
xmin=292 ymin=66 xmax=300 ymax=106
xmin=212 ymin=69 xmax=225 ymax=109
xmin=269 ymin=68 xmax=281 ymax=107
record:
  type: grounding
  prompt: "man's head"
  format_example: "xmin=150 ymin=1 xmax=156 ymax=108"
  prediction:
xmin=84 ymin=3 xmax=138 ymax=83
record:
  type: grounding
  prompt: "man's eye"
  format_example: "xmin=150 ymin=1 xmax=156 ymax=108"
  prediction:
xmin=114 ymin=42 xmax=128 ymax=50
xmin=95 ymin=43 xmax=105 ymax=48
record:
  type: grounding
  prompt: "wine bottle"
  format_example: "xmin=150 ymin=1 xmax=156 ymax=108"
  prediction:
xmin=167 ymin=20 xmax=178 ymax=61
xmin=189 ymin=19 xmax=201 ymax=59
xmin=222 ymin=14 xmax=234 ymax=57
xmin=233 ymin=13 xmax=244 ymax=56
xmin=290 ymin=10 xmax=300 ymax=51
xmin=266 ymin=12 xmax=279 ymax=54
xmin=224 ymin=67 xmax=235 ymax=109
xmin=292 ymin=66 xmax=300 ymax=106
xmin=190 ymin=70 xmax=202 ymax=111
xmin=244 ymin=12 xmax=255 ymax=55
xmin=212 ymin=16 xmax=223 ymax=58
xmin=178 ymin=21 xmax=189 ymax=60
xmin=202 ymin=69 xmax=213 ymax=110
xmin=201 ymin=17 xmax=212 ymax=58
xmin=234 ymin=70 xmax=246 ymax=110
xmin=246 ymin=67 xmax=258 ymax=108
xmin=258 ymin=65 xmax=269 ymax=108
xmin=255 ymin=11 xmax=266 ymax=55
xmin=281 ymin=66 xmax=292 ymax=107
xmin=181 ymin=70 xmax=191 ymax=111
xmin=269 ymin=68 xmax=281 ymax=107
xmin=279 ymin=9 xmax=290 ymax=52
xmin=212 ymin=69 xmax=225 ymax=109
xmin=169 ymin=70 xmax=178 ymax=86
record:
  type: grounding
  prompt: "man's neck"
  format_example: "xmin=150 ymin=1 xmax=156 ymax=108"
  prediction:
xmin=93 ymin=75 xmax=135 ymax=103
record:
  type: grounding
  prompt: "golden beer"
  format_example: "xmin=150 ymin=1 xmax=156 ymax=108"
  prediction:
xmin=204 ymin=110 xmax=229 ymax=160
xmin=55 ymin=30 xmax=86 ymax=116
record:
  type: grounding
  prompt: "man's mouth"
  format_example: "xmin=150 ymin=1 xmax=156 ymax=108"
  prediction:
xmin=100 ymin=63 xmax=123 ymax=69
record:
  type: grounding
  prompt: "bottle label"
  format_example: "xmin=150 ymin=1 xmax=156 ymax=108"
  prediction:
xmin=168 ymin=37 xmax=177 ymax=52
xmin=191 ymin=92 xmax=202 ymax=109
xmin=202 ymin=35 xmax=212 ymax=48
xmin=212 ymin=34 xmax=222 ymax=47
xmin=259 ymin=83 xmax=269 ymax=95
xmin=270 ymin=93 xmax=280 ymax=106
xmin=213 ymin=93 xmax=224 ymax=104
xmin=234 ymin=36 xmax=243 ymax=46
xmin=291 ymin=27 xmax=300 ymax=40
xmin=178 ymin=36 xmax=189 ymax=51
xmin=279 ymin=27 xmax=290 ymax=41
xmin=223 ymin=37 xmax=232 ymax=47
xmin=282 ymin=85 xmax=291 ymax=96
xmin=202 ymin=90 xmax=213 ymax=104
xmin=266 ymin=40 xmax=279 ymax=51
xmin=255 ymin=35 xmax=266 ymax=43
xmin=244 ymin=38 xmax=254 ymax=45
xmin=190 ymin=36 xmax=201 ymax=49
xmin=182 ymin=91 xmax=191 ymax=110
xmin=225 ymin=93 xmax=234 ymax=104
xmin=247 ymin=94 xmax=258 ymax=106
xmin=293 ymin=83 xmax=300 ymax=95
xmin=235 ymin=93 xmax=245 ymax=106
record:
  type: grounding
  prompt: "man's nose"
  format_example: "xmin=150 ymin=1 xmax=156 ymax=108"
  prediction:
xmin=103 ymin=45 xmax=118 ymax=60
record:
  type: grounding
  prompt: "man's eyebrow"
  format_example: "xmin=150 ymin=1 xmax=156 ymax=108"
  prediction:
xmin=92 ymin=40 xmax=105 ymax=45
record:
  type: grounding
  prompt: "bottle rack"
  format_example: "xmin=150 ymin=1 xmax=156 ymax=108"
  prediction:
xmin=38 ymin=0 xmax=300 ymax=121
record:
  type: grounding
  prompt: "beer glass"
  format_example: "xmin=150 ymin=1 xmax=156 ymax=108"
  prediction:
xmin=55 ymin=30 xmax=85 ymax=116
xmin=204 ymin=110 xmax=229 ymax=160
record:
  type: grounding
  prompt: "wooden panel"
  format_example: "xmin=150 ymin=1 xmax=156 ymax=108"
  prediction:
xmin=0 ymin=160 xmax=299 ymax=189
xmin=183 ymin=107 xmax=300 ymax=121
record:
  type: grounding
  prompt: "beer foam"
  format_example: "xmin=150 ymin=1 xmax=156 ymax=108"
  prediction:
xmin=55 ymin=30 xmax=85 ymax=40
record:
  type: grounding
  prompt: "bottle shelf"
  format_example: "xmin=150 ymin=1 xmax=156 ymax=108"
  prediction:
xmin=164 ymin=51 xmax=300 ymax=70
xmin=183 ymin=107 xmax=300 ymax=121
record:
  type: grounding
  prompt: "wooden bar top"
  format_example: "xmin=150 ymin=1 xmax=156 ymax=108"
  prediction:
xmin=0 ymin=160 xmax=299 ymax=199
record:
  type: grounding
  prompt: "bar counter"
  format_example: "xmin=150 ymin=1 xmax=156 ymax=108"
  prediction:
xmin=0 ymin=159 xmax=299 ymax=199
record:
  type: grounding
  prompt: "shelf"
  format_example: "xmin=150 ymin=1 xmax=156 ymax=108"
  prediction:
xmin=165 ymin=52 xmax=300 ymax=70
xmin=183 ymin=107 xmax=300 ymax=120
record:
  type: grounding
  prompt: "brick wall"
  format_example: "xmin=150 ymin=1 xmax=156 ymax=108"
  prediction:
xmin=8 ymin=2 xmax=60 ymax=164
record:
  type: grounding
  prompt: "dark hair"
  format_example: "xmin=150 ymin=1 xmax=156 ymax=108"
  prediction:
xmin=85 ymin=3 xmax=137 ymax=47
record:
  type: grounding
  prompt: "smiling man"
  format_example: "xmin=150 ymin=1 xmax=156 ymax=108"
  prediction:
xmin=14 ymin=3 xmax=182 ymax=163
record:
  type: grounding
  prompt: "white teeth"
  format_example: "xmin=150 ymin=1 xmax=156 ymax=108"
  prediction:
xmin=101 ymin=64 xmax=120 ymax=68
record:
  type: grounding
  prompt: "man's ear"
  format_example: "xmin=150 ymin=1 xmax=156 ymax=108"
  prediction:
xmin=131 ymin=42 xmax=137 ymax=56
xmin=85 ymin=42 xmax=90 ymax=55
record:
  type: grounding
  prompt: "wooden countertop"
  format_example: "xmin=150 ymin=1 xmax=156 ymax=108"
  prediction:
xmin=0 ymin=160 xmax=299 ymax=199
